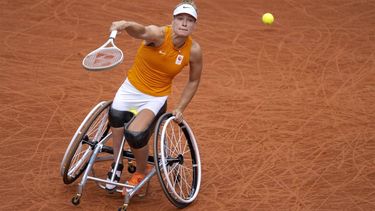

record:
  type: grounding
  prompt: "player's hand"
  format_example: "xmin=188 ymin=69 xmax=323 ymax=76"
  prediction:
xmin=110 ymin=20 xmax=128 ymax=32
xmin=172 ymin=109 xmax=184 ymax=124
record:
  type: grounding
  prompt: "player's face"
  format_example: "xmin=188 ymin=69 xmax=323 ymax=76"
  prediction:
xmin=172 ymin=14 xmax=196 ymax=37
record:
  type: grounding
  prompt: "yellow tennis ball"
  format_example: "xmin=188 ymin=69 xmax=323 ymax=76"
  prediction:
xmin=129 ymin=108 xmax=138 ymax=115
xmin=262 ymin=13 xmax=274 ymax=25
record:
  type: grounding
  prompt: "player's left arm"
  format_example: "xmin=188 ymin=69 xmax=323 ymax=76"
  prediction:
xmin=173 ymin=41 xmax=203 ymax=122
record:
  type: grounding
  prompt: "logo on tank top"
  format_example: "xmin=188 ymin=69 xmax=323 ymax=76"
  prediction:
xmin=175 ymin=54 xmax=184 ymax=65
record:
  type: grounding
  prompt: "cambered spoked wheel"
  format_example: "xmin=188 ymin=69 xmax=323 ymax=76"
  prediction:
xmin=60 ymin=101 xmax=112 ymax=184
xmin=153 ymin=113 xmax=201 ymax=208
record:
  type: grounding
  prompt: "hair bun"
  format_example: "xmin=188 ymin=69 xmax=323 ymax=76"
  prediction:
xmin=181 ymin=0 xmax=194 ymax=3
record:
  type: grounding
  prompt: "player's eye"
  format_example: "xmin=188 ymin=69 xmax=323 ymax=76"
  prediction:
xmin=175 ymin=15 xmax=184 ymax=21
xmin=187 ymin=17 xmax=195 ymax=23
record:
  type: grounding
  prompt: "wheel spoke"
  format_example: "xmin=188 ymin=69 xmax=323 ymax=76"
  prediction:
xmin=180 ymin=164 xmax=191 ymax=198
xmin=182 ymin=140 xmax=189 ymax=155
xmin=178 ymin=129 xmax=183 ymax=154
xmin=181 ymin=166 xmax=193 ymax=193
xmin=176 ymin=164 xmax=185 ymax=199
xmin=166 ymin=163 xmax=179 ymax=178
xmin=69 ymin=146 xmax=92 ymax=176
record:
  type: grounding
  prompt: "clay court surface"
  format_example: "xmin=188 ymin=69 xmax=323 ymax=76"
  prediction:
xmin=1 ymin=0 xmax=375 ymax=210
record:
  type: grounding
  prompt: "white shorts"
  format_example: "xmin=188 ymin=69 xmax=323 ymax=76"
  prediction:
xmin=111 ymin=78 xmax=168 ymax=115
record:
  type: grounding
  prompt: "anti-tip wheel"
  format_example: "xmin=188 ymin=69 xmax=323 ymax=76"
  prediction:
xmin=127 ymin=163 xmax=136 ymax=173
xmin=71 ymin=195 xmax=81 ymax=206
xmin=118 ymin=204 xmax=128 ymax=211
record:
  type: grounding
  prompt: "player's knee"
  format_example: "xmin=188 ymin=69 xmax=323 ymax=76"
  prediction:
xmin=123 ymin=101 xmax=167 ymax=148
xmin=108 ymin=107 xmax=134 ymax=128
xmin=124 ymin=128 xmax=151 ymax=149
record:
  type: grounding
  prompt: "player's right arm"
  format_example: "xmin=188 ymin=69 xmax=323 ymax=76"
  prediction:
xmin=110 ymin=21 xmax=163 ymax=44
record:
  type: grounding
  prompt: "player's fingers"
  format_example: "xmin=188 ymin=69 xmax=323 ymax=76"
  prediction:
xmin=110 ymin=23 xmax=116 ymax=32
xmin=110 ymin=20 xmax=128 ymax=33
xmin=174 ymin=112 xmax=183 ymax=123
xmin=110 ymin=21 xmax=121 ymax=31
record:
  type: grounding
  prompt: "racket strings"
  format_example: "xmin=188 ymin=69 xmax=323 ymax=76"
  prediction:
xmin=83 ymin=48 xmax=123 ymax=69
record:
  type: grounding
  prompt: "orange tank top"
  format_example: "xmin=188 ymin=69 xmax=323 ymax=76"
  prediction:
xmin=127 ymin=26 xmax=192 ymax=96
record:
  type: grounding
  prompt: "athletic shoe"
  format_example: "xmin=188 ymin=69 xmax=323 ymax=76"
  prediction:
xmin=121 ymin=172 xmax=145 ymax=196
xmin=105 ymin=162 xmax=124 ymax=193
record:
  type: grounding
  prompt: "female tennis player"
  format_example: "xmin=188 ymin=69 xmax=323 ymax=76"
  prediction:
xmin=105 ymin=0 xmax=203 ymax=195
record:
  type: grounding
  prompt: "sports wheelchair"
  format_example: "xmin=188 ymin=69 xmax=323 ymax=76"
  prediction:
xmin=60 ymin=100 xmax=201 ymax=210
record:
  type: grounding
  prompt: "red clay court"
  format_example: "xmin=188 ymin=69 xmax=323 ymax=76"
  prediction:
xmin=1 ymin=0 xmax=374 ymax=210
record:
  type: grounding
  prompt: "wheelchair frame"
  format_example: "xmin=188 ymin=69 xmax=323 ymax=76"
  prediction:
xmin=60 ymin=100 xmax=201 ymax=211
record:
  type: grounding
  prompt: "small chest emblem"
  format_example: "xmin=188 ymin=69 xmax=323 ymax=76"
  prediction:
xmin=175 ymin=54 xmax=184 ymax=65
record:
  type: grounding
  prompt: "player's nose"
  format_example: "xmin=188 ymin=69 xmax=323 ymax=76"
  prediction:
xmin=182 ymin=18 xmax=187 ymax=26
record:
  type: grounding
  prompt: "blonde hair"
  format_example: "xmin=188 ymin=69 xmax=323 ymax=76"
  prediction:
xmin=176 ymin=0 xmax=198 ymax=13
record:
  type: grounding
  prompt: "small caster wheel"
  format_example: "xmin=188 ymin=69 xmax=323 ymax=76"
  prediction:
xmin=71 ymin=194 xmax=81 ymax=205
xmin=118 ymin=204 xmax=128 ymax=211
xmin=128 ymin=163 xmax=136 ymax=173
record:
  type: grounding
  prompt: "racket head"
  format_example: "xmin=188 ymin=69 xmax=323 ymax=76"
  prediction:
xmin=82 ymin=46 xmax=124 ymax=71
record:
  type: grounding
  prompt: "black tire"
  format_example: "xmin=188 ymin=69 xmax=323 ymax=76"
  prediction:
xmin=61 ymin=100 xmax=112 ymax=184
xmin=153 ymin=113 xmax=201 ymax=208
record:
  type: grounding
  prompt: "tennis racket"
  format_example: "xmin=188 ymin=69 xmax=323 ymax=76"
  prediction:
xmin=82 ymin=30 xmax=124 ymax=71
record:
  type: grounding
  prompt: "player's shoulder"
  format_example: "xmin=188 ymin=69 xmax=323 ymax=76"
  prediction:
xmin=144 ymin=25 xmax=165 ymax=43
xmin=190 ymin=40 xmax=202 ymax=54
xmin=190 ymin=40 xmax=202 ymax=62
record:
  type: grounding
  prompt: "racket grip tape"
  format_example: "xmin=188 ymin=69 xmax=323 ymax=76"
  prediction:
xmin=110 ymin=30 xmax=118 ymax=39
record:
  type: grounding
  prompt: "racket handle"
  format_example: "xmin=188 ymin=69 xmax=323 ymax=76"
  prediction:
xmin=110 ymin=30 xmax=118 ymax=39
